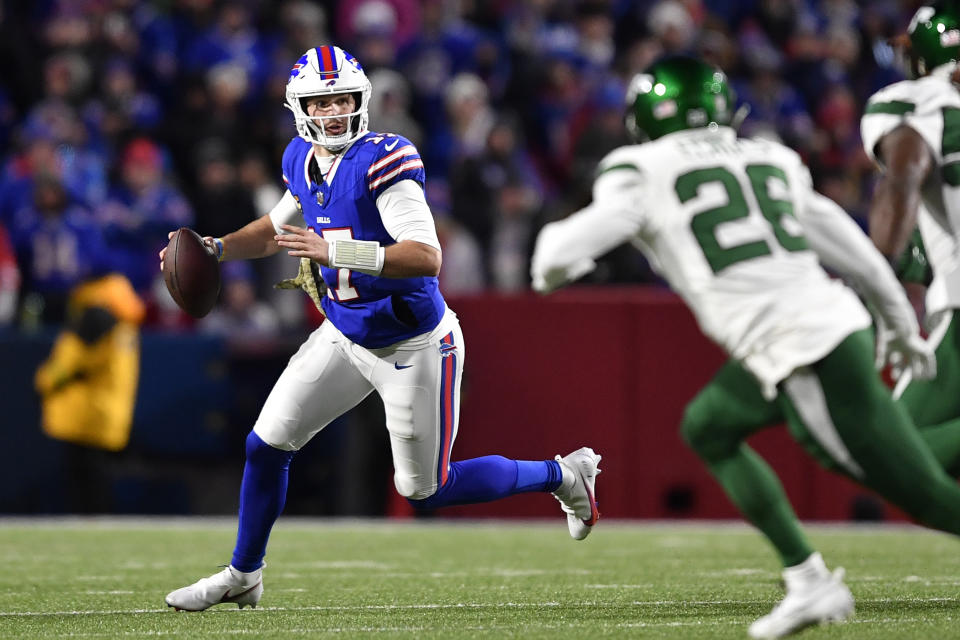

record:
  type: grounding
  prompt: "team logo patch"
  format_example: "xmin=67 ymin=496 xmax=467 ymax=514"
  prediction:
xmin=653 ymin=99 xmax=677 ymax=120
xmin=288 ymin=54 xmax=308 ymax=82
xmin=439 ymin=343 xmax=457 ymax=358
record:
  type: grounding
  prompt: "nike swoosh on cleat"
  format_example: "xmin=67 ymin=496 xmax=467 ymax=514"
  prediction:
xmin=578 ymin=469 xmax=599 ymax=527
xmin=394 ymin=362 xmax=413 ymax=370
xmin=222 ymin=582 xmax=261 ymax=602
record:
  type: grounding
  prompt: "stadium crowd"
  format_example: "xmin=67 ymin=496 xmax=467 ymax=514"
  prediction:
xmin=0 ymin=0 xmax=914 ymax=336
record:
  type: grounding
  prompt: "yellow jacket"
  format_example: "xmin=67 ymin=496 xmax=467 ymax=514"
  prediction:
xmin=35 ymin=274 xmax=146 ymax=451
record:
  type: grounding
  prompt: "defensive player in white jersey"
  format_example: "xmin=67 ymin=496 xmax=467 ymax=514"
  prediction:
xmin=531 ymin=56 xmax=960 ymax=639
xmin=861 ymin=1 xmax=960 ymax=476
xmin=161 ymin=46 xmax=601 ymax=612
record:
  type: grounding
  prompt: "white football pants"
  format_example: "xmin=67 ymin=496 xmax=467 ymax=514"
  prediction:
xmin=253 ymin=307 xmax=463 ymax=500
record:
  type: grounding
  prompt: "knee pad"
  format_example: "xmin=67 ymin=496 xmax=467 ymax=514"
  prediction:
xmin=395 ymin=471 xmax=437 ymax=501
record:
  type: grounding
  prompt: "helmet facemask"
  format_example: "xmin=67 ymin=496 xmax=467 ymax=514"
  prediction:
xmin=285 ymin=46 xmax=372 ymax=151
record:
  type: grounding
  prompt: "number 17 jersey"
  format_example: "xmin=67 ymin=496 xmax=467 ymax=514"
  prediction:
xmin=592 ymin=127 xmax=869 ymax=395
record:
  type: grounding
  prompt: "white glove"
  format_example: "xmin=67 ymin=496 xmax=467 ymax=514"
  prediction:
xmin=875 ymin=318 xmax=936 ymax=382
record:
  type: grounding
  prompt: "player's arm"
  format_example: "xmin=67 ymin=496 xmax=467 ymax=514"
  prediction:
xmin=868 ymin=125 xmax=933 ymax=262
xmin=218 ymin=190 xmax=302 ymax=260
xmin=159 ymin=191 xmax=295 ymax=268
xmin=275 ymin=180 xmax=441 ymax=278
xmin=800 ymin=189 xmax=934 ymax=377
xmin=531 ymin=169 xmax=644 ymax=293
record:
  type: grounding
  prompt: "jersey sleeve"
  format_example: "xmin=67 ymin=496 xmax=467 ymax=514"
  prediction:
xmin=531 ymin=148 xmax=647 ymax=293
xmin=365 ymin=135 xmax=425 ymax=201
xmin=861 ymin=78 xmax=950 ymax=165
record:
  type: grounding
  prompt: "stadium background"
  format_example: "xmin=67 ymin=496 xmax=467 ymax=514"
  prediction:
xmin=0 ymin=0 xmax=919 ymax=521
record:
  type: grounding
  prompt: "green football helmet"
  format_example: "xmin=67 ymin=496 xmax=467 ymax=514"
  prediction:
xmin=625 ymin=56 xmax=735 ymax=142
xmin=906 ymin=2 xmax=960 ymax=77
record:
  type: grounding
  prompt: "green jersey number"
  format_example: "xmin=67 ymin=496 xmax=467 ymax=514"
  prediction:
xmin=675 ymin=164 xmax=807 ymax=273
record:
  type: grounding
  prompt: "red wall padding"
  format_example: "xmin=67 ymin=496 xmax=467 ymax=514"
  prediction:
xmin=427 ymin=287 xmax=906 ymax=523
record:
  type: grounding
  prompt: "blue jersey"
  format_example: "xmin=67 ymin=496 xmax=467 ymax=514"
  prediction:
xmin=281 ymin=133 xmax=446 ymax=348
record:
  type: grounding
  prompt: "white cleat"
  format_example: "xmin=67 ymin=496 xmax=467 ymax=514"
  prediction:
xmin=552 ymin=446 xmax=601 ymax=540
xmin=748 ymin=554 xmax=854 ymax=639
xmin=165 ymin=565 xmax=263 ymax=612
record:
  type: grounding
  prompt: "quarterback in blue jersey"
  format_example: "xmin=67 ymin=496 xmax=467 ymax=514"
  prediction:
xmin=162 ymin=46 xmax=601 ymax=612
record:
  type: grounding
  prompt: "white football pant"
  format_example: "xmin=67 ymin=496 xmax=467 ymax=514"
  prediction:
xmin=253 ymin=307 xmax=463 ymax=500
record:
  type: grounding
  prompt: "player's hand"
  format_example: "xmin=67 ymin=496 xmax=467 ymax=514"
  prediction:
xmin=158 ymin=230 xmax=176 ymax=271
xmin=879 ymin=330 xmax=937 ymax=382
xmin=159 ymin=231 xmax=218 ymax=271
xmin=275 ymin=225 xmax=330 ymax=265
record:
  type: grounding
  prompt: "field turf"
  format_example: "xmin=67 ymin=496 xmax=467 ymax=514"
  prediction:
xmin=0 ymin=519 xmax=957 ymax=639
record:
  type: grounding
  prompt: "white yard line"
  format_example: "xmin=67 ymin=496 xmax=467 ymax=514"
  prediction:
xmin=2 ymin=596 xmax=956 ymax=618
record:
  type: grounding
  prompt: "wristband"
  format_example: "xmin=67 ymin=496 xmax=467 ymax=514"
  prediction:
xmin=328 ymin=238 xmax=385 ymax=275
xmin=213 ymin=237 xmax=225 ymax=262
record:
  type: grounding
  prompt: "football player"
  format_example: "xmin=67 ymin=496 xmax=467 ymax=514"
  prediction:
xmin=531 ymin=56 xmax=960 ymax=639
xmin=862 ymin=1 xmax=960 ymax=476
xmin=162 ymin=46 xmax=601 ymax=612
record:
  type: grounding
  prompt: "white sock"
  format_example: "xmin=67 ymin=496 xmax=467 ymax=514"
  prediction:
xmin=783 ymin=552 xmax=829 ymax=591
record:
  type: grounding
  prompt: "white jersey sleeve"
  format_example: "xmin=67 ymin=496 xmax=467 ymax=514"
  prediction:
xmin=531 ymin=148 xmax=647 ymax=293
xmin=797 ymin=189 xmax=920 ymax=341
xmin=375 ymin=180 xmax=441 ymax=250
xmin=861 ymin=75 xmax=956 ymax=166
xmin=267 ymin=190 xmax=304 ymax=235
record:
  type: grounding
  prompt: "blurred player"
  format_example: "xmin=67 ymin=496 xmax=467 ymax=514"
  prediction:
xmin=162 ymin=46 xmax=600 ymax=612
xmin=531 ymin=56 xmax=960 ymax=639
xmin=861 ymin=1 xmax=960 ymax=476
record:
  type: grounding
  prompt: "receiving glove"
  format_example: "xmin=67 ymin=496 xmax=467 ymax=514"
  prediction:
xmin=875 ymin=316 xmax=936 ymax=382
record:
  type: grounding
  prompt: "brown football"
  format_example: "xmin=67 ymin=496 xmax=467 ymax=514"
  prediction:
xmin=162 ymin=228 xmax=220 ymax=318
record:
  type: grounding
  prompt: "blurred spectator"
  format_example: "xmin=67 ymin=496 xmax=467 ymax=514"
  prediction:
xmin=35 ymin=272 xmax=145 ymax=512
xmin=280 ymin=1 xmax=329 ymax=57
xmin=735 ymin=39 xmax=815 ymax=153
xmin=238 ymin=149 xmax=305 ymax=330
xmin=181 ymin=2 xmax=277 ymax=94
xmin=191 ymin=138 xmax=257 ymax=239
xmin=83 ymin=58 xmax=162 ymax=146
xmin=9 ymin=174 xmax=111 ymax=325
xmin=21 ymin=102 xmax=109 ymax=207
xmin=647 ymin=1 xmax=696 ymax=54
xmin=200 ymin=260 xmax=280 ymax=342
xmin=0 ymin=222 xmax=18 ymax=326
xmin=97 ymin=137 xmax=193 ymax=295
xmin=427 ymin=72 xmax=494 ymax=178
xmin=490 ymin=177 xmax=542 ymax=291
xmin=450 ymin=116 xmax=543 ymax=285
xmin=338 ymin=0 xmax=421 ymax=51
xmin=367 ymin=69 xmax=423 ymax=148
xmin=427 ymin=182 xmax=484 ymax=295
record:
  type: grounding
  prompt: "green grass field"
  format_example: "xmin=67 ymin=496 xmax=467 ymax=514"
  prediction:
xmin=0 ymin=519 xmax=957 ymax=639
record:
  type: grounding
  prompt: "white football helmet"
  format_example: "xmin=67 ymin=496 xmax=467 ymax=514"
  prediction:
xmin=285 ymin=46 xmax=372 ymax=151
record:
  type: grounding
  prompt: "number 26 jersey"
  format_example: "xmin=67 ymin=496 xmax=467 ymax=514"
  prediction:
xmin=570 ymin=127 xmax=869 ymax=393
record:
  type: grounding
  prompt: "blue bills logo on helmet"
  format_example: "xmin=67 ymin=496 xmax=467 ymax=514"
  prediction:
xmin=289 ymin=53 xmax=309 ymax=83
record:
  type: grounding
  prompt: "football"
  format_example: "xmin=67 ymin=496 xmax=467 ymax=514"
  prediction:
xmin=162 ymin=228 xmax=221 ymax=318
